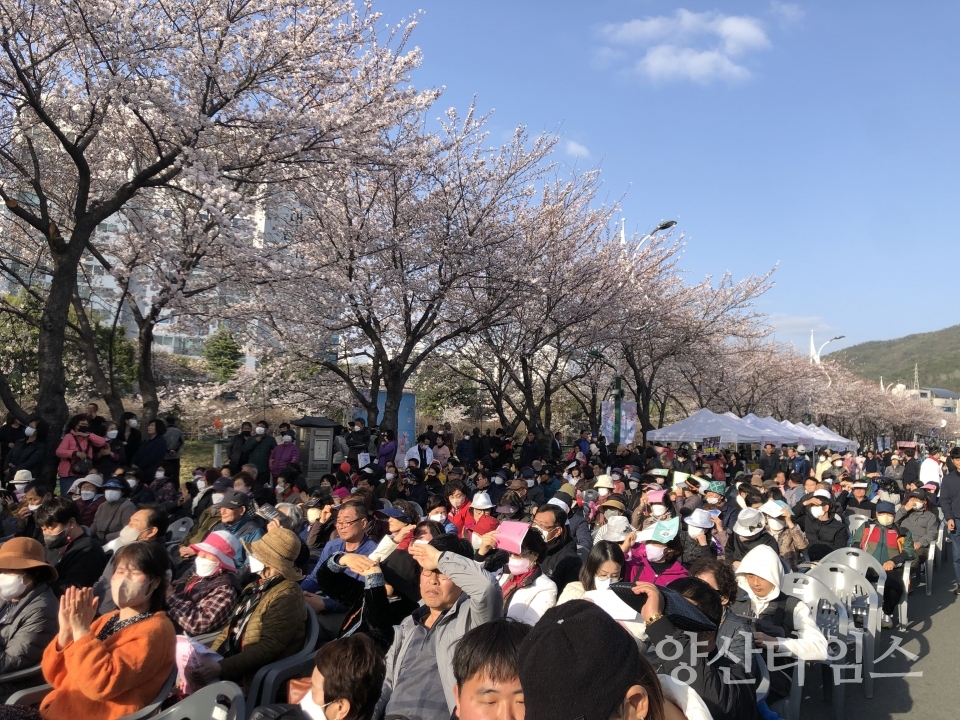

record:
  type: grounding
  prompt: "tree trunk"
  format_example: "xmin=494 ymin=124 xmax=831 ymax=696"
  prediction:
xmin=380 ymin=370 xmax=404 ymax=436
xmin=71 ymin=296 xmax=125 ymax=422
xmin=137 ymin=320 xmax=160 ymax=425
xmin=35 ymin=249 xmax=83 ymax=477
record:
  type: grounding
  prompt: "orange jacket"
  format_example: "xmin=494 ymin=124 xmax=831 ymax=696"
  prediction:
xmin=40 ymin=611 xmax=175 ymax=720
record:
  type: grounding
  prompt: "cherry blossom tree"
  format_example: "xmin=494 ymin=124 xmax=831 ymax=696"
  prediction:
xmin=0 ymin=0 xmax=431 ymax=463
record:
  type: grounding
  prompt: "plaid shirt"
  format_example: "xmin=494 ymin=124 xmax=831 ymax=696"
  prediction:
xmin=166 ymin=571 xmax=238 ymax=635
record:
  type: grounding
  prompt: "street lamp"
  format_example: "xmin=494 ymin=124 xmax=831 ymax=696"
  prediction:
xmin=810 ymin=333 xmax=845 ymax=365
xmin=633 ymin=219 xmax=678 ymax=250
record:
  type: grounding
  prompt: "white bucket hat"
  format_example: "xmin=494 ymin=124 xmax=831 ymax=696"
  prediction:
xmin=471 ymin=491 xmax=495 ymax=511
xmin=732 ymin=508 xmax=765 ymax=537
xmin=683 ymin=508 xmax=715 ymax=529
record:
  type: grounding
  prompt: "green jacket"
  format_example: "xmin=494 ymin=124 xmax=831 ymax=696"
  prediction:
xmin=243 ymin=435 xmax=278 ymax=476
xmin=214 ymin=577 xmax=307 ymax=688
xmin=852 ymin=521 xmax=917 ymax=567
xmin=180 ymin=507 xmax=220 ymax=548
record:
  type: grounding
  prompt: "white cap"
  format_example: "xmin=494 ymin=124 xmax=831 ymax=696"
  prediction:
xmin=13 ymin=470 xmax=32 ymax=484
xmin=593 ymin=474 xmax=615 ymax=490
xmin=852 ymin=482 xmax=868 ymax=489
xmin=813 ymin=489 xmax=832 ymax=501
xmin=81 ymin=473 xmax=104 ymax=488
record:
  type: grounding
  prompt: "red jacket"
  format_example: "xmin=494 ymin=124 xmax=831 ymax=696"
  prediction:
xmin=448 ymin=501 xmax=473 ymax=537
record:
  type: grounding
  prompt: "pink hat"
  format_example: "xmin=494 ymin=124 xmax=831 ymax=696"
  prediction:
xmin=647 ymin=489 xmax=667 ymax=504
xmin=922 ymin=483 xmax=938 ymax=492
xmin=190 ymin=530 xmax=241 ymax=570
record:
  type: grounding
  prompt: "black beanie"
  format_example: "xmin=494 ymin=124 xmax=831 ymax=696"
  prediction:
xmin=518 ymin=600 xmax=641 ymax=720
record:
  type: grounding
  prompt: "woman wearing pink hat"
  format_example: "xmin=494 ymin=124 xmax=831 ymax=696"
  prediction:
xmin=165 ymin=531 xmax=241 ymax=636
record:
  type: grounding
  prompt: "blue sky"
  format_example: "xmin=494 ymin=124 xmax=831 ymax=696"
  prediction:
xmin=380 ymin=1 xmax=960 ymax=352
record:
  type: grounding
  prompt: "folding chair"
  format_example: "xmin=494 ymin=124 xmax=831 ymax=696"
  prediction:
xmin=0 ymin=664 xmax=43 ymax=688
xmin=378 ymin=498 xmax=393 ymax=510
xmin=845 ymin=515 xmax=869 ymax=545
xmin=808 ymin=562 xmax=878 ymax=699
xmin=153 ymin=680 xmax=245 ymax=720
xmin=245 ymin=609 xmax=319 ymax=718
xmin=782 ymin=572 xmax=849 ymax=720
xmin=167 ymin=517 xmax=195 ymax=544
xmin=754 ymin=653 xmax=771 ymax=705
xmin=934 ymin=521 xmax=945 ymax=570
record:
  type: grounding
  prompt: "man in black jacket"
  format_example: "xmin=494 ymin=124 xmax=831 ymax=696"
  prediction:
xmin=35 ymin=497 xmax=107 ymax=597
xmin=901 ymin=448 xmax=921 ymax=488
xmin=226 ymin=422 xmax=253 ymax=475
xmin=346 ymin=418 xmax=372 ymax=465
xmin=940 ymin=447 xmax=960 ymax=593
xmin=531 ymin=506 xmax=581 ymax=594
xmin=795 ymin=490 xmax=847 ymax=560
xmin=759 ymin=443 xmax=780 ymax=480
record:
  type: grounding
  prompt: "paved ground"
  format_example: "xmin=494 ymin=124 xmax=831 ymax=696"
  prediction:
xmin=802 ymin=542 xmax=958 ymax=720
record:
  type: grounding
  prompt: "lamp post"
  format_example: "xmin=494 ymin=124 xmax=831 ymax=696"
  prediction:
xmin=634 ymin=219 xmax=678 ymax=250
xmin=810 ymin=333 xmax=845 ymax=365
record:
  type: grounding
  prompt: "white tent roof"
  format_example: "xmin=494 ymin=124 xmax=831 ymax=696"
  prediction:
xmin=799 ymin=423 xmax=840 ymax=445
xmin=647 ymin=408 xmax=761 ymax=444
xmin=815 ymin=425 xmax=859 ymax=450
xmin=742 ymin=414 xmax=800 ymax=444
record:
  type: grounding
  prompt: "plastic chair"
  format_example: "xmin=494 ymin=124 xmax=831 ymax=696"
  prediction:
xmin=0 ymin=664 xmax=43 ymax=687
xmin=754 ymin=653 xmax=771 ymax=704
xmin=168 ymin=517 xmax=194 ymax=544
xmin=153 ymin=680 xmax=245 ymax=720
xmin=7 ymin=666 xmax=177 ymax=714
xmin=934 ymin=521 xmax=945 ymax=570
xmin=191 ymin=625 xmax=227 ymax=649
xmin=409 ymin=501 xmax=424 ymax=518
xmin=924 ymin=540 xmax=936 ymax=595
xmin=378 ymin=498 xmax=393 ymax=510
xmin=245 ymin=609 xmax=319 ymax=718
xmin=259 ymin=657 xmax=315 ymax=707
xmin=845 ymin=514 xmax=869 ymax=543
xmin=820 ymin=547 xmax=887 ymax=633
xmin=808 ymin=562 xmax=878 ymax=699
xmin=120 ymin=666 xmax=179 ymax=720
xmin=782 ymin=572 xmax=849 ymax=720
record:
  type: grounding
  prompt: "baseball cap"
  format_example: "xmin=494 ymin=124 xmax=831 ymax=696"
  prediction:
xmin=212 ymin=489 xmax=247 ymax=509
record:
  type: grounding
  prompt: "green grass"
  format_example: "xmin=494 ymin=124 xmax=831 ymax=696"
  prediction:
xmin=179 ymin=440 xmax=219 ymax=483
xmin=828 ymin=324 xmax=960 ymax=393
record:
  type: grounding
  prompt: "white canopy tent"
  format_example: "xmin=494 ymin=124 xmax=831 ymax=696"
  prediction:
xmin=744 ymin=414 xmax=800 ymax=445
xmin=815 ymin=425 xmax=859 ymax=451
xmin=647 ymin=408 xmax=762 ymax=444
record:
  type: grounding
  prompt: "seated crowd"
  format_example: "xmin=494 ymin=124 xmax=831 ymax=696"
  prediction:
xmin=0 ymin=420 xmax=953 ymax=720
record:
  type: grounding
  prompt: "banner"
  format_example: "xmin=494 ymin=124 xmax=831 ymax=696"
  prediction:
xmin=354 ymin=391 xmax=417 ymax=460
xmin=702 ymin=437 xmax=721 ymax=455
xmin=600 ymin=401 xmax=638 ymax=446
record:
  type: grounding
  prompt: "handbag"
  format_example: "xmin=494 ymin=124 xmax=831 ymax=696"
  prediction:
xmin=70 ymin=437 xmax=93 ymax=475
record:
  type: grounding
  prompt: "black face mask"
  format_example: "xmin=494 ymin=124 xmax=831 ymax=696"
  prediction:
xmin=242 ymin=430 xmax=251 ymax=436
xmin=43 ymin=529 xmax=68 ymax=549
xmin=77 ymin=427 xmax=89 ymax=433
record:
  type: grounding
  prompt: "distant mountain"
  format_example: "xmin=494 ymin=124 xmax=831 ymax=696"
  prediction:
xmin=827 ymin=325 xmax=960 ymax=393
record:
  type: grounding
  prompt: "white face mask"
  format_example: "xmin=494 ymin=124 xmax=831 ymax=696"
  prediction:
xmin=597 ymin=488 xmax=609 ymax=498
xmin=706 ymin=496 xmax=720 ymax=505
xmin=105 ymin=489 xmax=122 ymax=503
xmin=281 ymin=435 xmax=291 ymax=443
xmin=80 ymin=490 xmax=96 ymax=501
xmin=645 ymin=544 xmax=667 ymax=562
xmin=603 ymin=509 xmax=621 ymax=521
xmin=594 ymin=576 xmax=613 ymax=591
xmin=0 ymin=573 xmax=28 ymax=601
xmin=256 ymin=427 xmax=266 ymax=435
xmin=385 ymin=473 xmax=395 ymax=481
xmin=767 ymin=517 xmax=785 ymax=532
xmin=877 ymin=514 xmax=895 ymax=527
xmin=834 ymin=461 xmax=843 ymax=467
xmin=819 ymin=456 xmax=826 ymax=462
xmin=450 ymin=496 xmax=464 ymax=509
xmin=195 ymin=557 xmax=221 ymax=577
xmin=429 ymin=513 xmax=446 ymax=523
xmin=300 ymin=690 xmax=333 ymax=720
xmin=307 ymin=508 xmax=323 ymax=523
xmin=13 ymin=483 xmax=26 ymax=493
xmin=155 ymin=470 xmax=165 ymax=479
xmin=628 ymin=481 xmax=639 ymax=490
xmin=128 ymin=419 xmax=138 ymax=428
xmin=471 ymin=532 xmax=484 ymax=551
xmin=116 ymin=524 xmax=142 ymax=546
xmin=23 ymin=426 xmax=35 ymax=437
xmin=810 ymin=506 xmax=825 ymax=519
xmin=493 ymin=477 xmax=504 ymax=485
xmin=687 ymin=526 xmax=706 ymax=538
xmin=507 ymin=556 xmax=532 ymax=575
xmin=106 ymin=430 xmax=119 ymax=440
xmin=126 ymin=478 xmax=138 ymax=489
xmin=27 ymin=503 xmax=41 ymax=512
xmin=211 ymin=493 xmax=225 ymax=506
xmin=526 ymin=479 xmax=535 ymax=488
xmin=196 ymin=480 xmax=207 ymax=491
xmin=650 ymin=504 xmax=666 ymax=517
xmin=248 ymin=555 xmax=265 ymax=574
xmin=110 ymin=576 xmax=154 ymax=608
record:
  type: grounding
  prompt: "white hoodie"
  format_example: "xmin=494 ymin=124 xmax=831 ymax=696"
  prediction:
xmin=735 ymin=544 xmax=828 ymax=662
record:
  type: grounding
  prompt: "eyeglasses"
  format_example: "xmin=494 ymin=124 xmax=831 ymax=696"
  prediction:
xmin=420 ymin=568 xmax=450 ymax=581
xmin=335 ymin=517 xmax=362 ymax=528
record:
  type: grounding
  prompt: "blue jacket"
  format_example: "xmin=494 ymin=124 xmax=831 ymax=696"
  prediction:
xmin=301 ymin=536 xmax=378 ymax=612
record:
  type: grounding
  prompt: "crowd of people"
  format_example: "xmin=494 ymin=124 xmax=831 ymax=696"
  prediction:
xmin=0 ymin=405 xmax=957 ymax=720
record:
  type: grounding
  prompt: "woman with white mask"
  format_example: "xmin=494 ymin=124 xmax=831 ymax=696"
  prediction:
xmin=40 ymin=541 xmax=176 ymax=719
xmin=680 ymin=508 xmax=721 ymax=567
xmin=2 ymin=418 xmax=47 ymax=485
xmin=492 ymin=526 xmax=556 ymax=625
xmin=758 ymin=500 xmax=809 ymax=571
xmin=166 ymin=530 xmax=241 ymax=636
xmin=558 ymin=540 xmax=626 ymax=604
xmin=73 ymin=473 xmax=106 ymax=528
xmin=91 ymin=476 xmax=137 ymax=543
xmin=0 ymin=537 xmax=58 ymax=682
xmin=94 ymin=421 xmax=126 ymax=479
